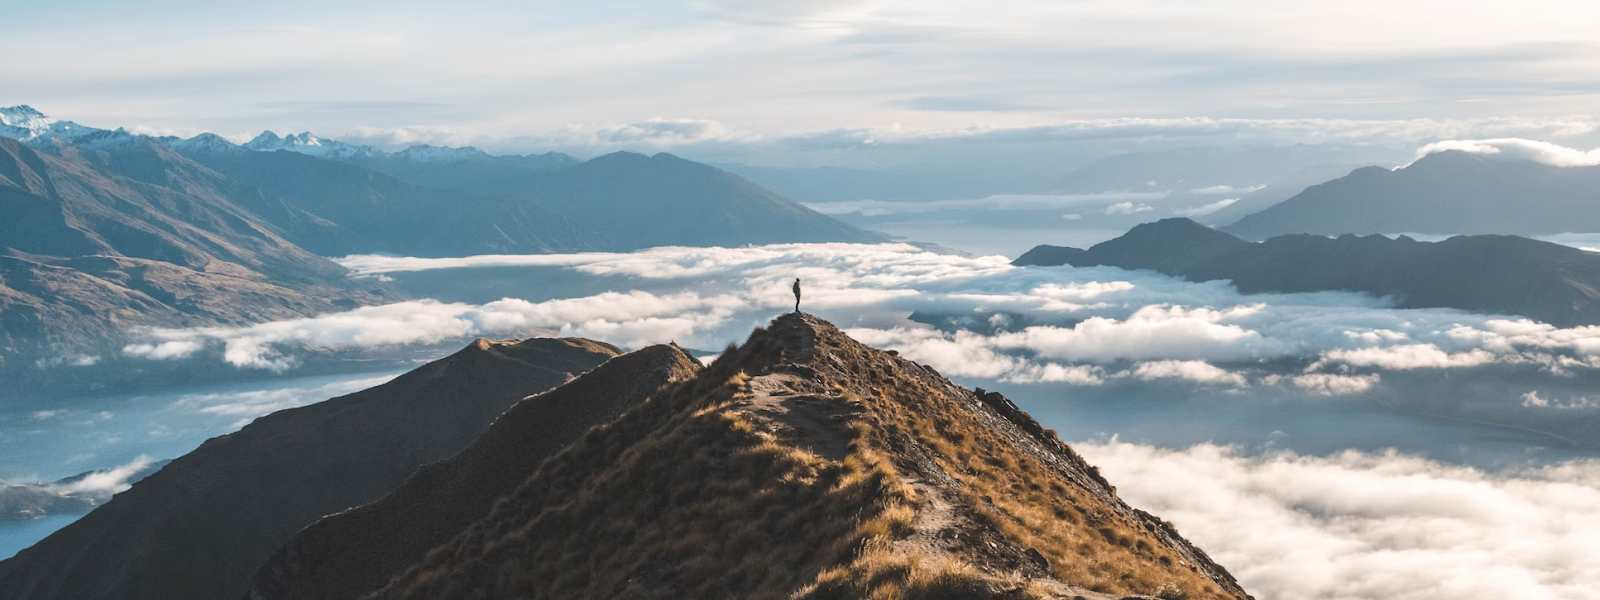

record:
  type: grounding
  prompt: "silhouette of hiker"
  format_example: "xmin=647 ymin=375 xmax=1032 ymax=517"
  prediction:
xmin=792 ymin=278 xmax=802 ymax=313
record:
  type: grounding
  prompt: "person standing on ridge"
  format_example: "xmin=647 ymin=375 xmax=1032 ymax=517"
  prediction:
xmin=792 ymin=278 xmax=802 ymax=313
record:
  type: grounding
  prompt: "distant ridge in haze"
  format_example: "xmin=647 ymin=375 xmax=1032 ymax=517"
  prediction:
xmin=1017 ymin=218 xmax=1600 ymax=327
xmin=1224 ymin=150 xmax=1600 ymax=239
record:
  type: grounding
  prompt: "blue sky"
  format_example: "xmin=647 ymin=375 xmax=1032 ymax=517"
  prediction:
xmin=9 ymin=0 xmax=1600 ymax=158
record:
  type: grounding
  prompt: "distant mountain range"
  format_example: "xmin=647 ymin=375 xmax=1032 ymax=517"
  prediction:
xmin=1016 ymin=218 xmax=1600 ymax=327
xmin=1 ymin=105 xmax=886 ymax=257
xmin=0 ymin=105 xmax=886 ymax=393
xmin=3 ymin=315 xmax=1250 ymax=600
xmin=1224 ymin=150 xmax=1600 ymax=239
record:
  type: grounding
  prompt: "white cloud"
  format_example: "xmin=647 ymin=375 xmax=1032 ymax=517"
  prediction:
xmin=1311 ymin=343 xmax=1496 ymax=371
xmin=1287 ymin=373 xmax=1381 ymax=396
xmin=1519 ymin=391 xmax=1596 ymax=410
xmin=805 ymin=192 xmax=1167 ymax=217
xmin=1414 ymin=138 xmax=1600 ymax=167
xmin=1105 ymin=201 xmax=1154 ymax=215
xmin=1189 ymin=184 xmax=1265 ymax=195
xmin=122 ymin=340 xmax=204 ymax=360
xmin=1127 ymin=360 xmax=1247 ymax=386
xmin=1080 ymin=440 xmax=1600 ymax=600
xmin=1174 ymin=198 xmax=1239 ymax=218
xmin=991 ymin=305 xmax=1272 ymax=363
xmin=1061 ymin=213 xmax=1083 ymax=220
xmin=30 ymin=410 xmax=63 ymax=421
xmin=143 ymin=244 xmax=1600 ymax=394
xmin=45 ymin=455 xmax=157 ymax=498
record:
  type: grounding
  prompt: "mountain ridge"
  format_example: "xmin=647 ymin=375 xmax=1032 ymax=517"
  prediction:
xmin=1223 ymin=150 xmax=1600 ymax=239
xmin=1016 ymin=218 xmax=1600 ymax=327
xmin=0 ymin=337 xmax=622 ymax=600
xmin=257 ymin=313 xmax=1248 ymax=600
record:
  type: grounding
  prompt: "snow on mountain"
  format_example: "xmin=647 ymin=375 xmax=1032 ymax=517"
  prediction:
xmin=0 ymin=105 xmax=107 ymax=144
xmin=2 ymin=106 xmax=540 ymax=164
xmin=243 ymin=131 xmax=382 ymax=160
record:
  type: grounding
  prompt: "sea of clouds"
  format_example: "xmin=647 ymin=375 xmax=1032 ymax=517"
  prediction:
xmin=1081 ymin=440 xmax=1600 ymax=600
xmin=102 ymin=242 xmax=1600 ymax=599
xmin=123 ymin=244 xmax=1600 ymax=398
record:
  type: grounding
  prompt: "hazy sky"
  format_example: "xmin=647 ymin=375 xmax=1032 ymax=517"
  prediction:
xmin=9 ymin=0 xmax=1600 ymax=154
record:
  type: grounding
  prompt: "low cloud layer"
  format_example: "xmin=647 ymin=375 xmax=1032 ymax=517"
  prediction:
xmin=1081 ymin=440 xmax=1600 ymax=600
xmin=805 ymin=193 xmax=1167 ymax=218
xmin=1416 ymin=138 xmax=1600 ymax=167
xmin=124 ymin=244 xmax=1600 ymax=408
xmin=45 ymin=455 xmax=157 ymax=498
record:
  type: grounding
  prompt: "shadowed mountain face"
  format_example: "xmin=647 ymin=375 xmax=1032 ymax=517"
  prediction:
xmin=1016 ymin=218 xmax=1600 ymax=327
xmin=248 ymin=344 xmax=703 ymax=600
xmin=0 ymin=337 xmax=621 ymax=600
xmin=1224 ymin=150 xmax=1600 ymax=239
xmin=255 ymin=314 xmax=1247 ymax=600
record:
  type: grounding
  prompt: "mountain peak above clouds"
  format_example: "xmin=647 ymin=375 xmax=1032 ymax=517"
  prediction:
xmin=0 ymin=105 xmax=106 ymax=145
xmin=243 ymin=130 xmax=382 ymax=159
xmin=247 ymin=313 xmax=1247 ymax=600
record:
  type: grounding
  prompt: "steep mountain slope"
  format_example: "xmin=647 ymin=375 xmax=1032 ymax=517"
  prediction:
xmin=261 ymin=314 xmax=1246 ymax=600
xmin=1224 ymin=150 xmax=1600 ymax=239
xmin=0 ymin=337 xmax=620 ymax=600
xmin=249 ymin=344 xmax=702 ymax=600
xmin=1017 ymin=218 xmax=1600 ymax=326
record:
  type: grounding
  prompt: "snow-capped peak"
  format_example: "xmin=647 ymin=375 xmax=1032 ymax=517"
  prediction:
xmin=0 ymin=105 xmax=107 ymax=144
xmin=243 ymin=130 xmax=381 ymax=159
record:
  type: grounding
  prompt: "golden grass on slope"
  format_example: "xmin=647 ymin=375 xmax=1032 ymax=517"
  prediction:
xmin=795 ymin=319 xmax=1241 ymax=600
xmin=378 ymin=329 xmax=920 ymax=599
xmin=375 ymin=317 xmax=1242 ymax=600
xmin=795 ymin=546 xmax=1046 ymax=600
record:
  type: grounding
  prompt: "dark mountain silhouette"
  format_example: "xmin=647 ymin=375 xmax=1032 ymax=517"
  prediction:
xmin=0 ymin=337 xmax=620 ymax=600
xmin=254 ymin=314 xmax=1248 ymax=600
xmin=1224 ymin=150 xmax=1600 ymax=239
xmin=1016 ymin=218 xmax=1600 ymax=327
xmin=248 ymin=344 xmax=702 ymax=600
